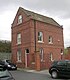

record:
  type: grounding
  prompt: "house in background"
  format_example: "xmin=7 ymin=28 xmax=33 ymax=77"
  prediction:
xmin=11 ymin=7 xmax=64 ymax=70
xmin=64 ymin=47 xmax=70 ymax=60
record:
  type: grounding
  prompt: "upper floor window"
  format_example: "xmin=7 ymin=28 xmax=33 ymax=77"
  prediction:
xmin=38 ymin=32 xmax=43 ymax=42
xmin=17 ymin=33 xmax=21 ymax=45
xmin=17 ymin=49 xmax=22 ymax=62
xmin=48 ymin=36 xmax=53 ymax=44
xmin=18 ymin=15 xmax=22 ymax=24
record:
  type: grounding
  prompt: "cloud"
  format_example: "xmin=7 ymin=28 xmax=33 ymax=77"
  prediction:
xmin=20 ymin=0 xmax=70 ymax=19
xmin=0 ymin=10 xmax=15 ymax=40
xmin=0 ymin=0 xmax=70 ymax=19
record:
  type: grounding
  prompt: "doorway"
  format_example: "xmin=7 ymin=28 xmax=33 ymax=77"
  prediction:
xmin=25 ymin=49 xmax=29 ymax=68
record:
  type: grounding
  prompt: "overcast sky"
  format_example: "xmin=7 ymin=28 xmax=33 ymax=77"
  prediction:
xmin=0 ymin=0 xmax=70 ymax=48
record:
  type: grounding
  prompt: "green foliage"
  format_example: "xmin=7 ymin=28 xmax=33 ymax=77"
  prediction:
xmin=64 ymin=48 xmax=68 ymax=54
xmin=0 ymin=40 xmax=11 ymax=53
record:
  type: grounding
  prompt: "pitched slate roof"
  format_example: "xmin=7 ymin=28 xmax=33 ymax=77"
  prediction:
xmin=19 ymin=7 xmax=61 ymax=27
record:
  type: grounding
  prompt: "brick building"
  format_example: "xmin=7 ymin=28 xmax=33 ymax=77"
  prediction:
xmin=11 ymin=7 xmax=64 ymax=70
xmin=65 ymin=47 xmax=70 ymax=60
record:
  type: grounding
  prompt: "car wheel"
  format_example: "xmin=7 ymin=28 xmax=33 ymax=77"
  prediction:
xmin=51 ymin=71 xmax=58 ymax=79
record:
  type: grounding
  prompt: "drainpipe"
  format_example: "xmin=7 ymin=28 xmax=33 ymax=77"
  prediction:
xmin=34 ymin=19 xmax=36 ymax=53
xmin=34 ymin=20 xmax=41 ymax=71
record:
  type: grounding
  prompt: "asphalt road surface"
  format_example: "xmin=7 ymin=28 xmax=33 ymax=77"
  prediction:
xmin=10 ymin=70 xmax=70 ymax=80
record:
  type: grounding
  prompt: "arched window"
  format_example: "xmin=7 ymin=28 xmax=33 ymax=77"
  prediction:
xmin=49 ymin=53 xmax=53 ymax=61
xmin=38 ymin=32 xmax=43 ymax=42
xmin=17 ymin=33 xmax=21 ymax=44
xmin=48 ymin=36 xmax=53 ymax=44
xmin=40 ymin=48 xmax=44 ymax=61
xmin=18 ymin=15 xmax=22 ymax=24
xmin=17 ymin=49 xmax=21 ymax=62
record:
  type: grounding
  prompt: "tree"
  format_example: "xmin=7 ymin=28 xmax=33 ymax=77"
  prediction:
xmin=64 ymin=48 xmax=68 ymax=54
xmin=0 ymin=40 xmax=11 ymax=53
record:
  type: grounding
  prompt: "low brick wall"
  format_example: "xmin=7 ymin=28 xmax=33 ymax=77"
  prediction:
xmin=0 ymin=52 xmax=11 ymax=60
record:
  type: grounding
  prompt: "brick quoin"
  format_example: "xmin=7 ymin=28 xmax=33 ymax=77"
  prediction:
xmin=11 ymin=7 xmax=64 ymax=70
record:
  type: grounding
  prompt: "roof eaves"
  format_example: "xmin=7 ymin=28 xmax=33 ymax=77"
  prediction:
xmin=19 ymin=7 xmax=62 ymax=28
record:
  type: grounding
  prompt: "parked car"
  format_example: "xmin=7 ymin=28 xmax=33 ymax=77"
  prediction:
xmin=49 ymin=60 xmax=70 ymax=79
xmin=0 ymin=70 xmax=15 ymax=80
xmin=0 ymin=60 xmax=5 ymax=71
xmin=0 ymin=59 xmax=17 ymax=70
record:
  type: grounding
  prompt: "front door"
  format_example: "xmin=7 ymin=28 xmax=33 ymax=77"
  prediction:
xmin=25 ymin=49 xmax=29 ymax=68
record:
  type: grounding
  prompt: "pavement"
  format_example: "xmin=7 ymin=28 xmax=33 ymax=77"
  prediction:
xmin=18 ymin=68 xmax=49 ymax=75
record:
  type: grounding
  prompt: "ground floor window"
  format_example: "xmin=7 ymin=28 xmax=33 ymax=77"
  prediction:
xmin=40 ymin=48 xmax=44 ymax=61
xmin=49 ymin=53 xmax=53 ymax=61
xmin=17 ymin=49 xmax=22 ymax=62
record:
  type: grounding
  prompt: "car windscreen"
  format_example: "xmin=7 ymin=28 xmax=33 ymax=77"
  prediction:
xmin=6 ymin=60 xmax=11 ymax=63
xmin=52 ymin=61 xmax=58 ymax=66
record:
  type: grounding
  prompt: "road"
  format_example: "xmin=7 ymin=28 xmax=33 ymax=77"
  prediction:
xmin=10 ymin=70 xmax=70 ymax=80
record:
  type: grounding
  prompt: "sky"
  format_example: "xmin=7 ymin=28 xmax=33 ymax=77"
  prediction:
xmin=0 ymin=0 xmax=70 ymax=48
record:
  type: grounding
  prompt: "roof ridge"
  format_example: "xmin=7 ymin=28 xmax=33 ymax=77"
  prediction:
xmin=19 ymin=7 xmax=51 ymax=19
xmin=19 ymin=7 xmax=61 ymax=27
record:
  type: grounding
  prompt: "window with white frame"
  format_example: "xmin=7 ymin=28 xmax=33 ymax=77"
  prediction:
xmin=38 ymin=32 xmax=43 ymax=42
xmin=17 ymin=49 xmax=21 ymax=62
xmin=49 ymin=53 xmax=53 ymax=61
xmin=48 ymin=36 xmax=53 ymax=44
xmin=18 ymin=15 xmax=22 ymax=24
xmin=17 ymin=33 xmax=21 ymax=45
xmin=40 ymin=48 xmax=44 ymax=61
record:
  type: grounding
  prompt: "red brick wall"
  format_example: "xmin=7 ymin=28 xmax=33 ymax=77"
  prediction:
xmin=29 ymin=20 xmax=64 ymax=69
xmin=11 ymin=9 xmax=64 ymax=70
xmin=65 ymin=54 xmax=70 ymax=60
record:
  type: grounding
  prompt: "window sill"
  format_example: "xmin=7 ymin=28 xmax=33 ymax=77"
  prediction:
xmin=48 ymin=42 xmax=53 ymax=44
xmin=17 ymin=22 xmax=22 ymax=25
xmin=31 ymin=62 xmax=35 ymax=64
xmin=51 ymin=59 xmax=54 ymax=62
xmin=16 ymin=43 xmax=21 ymax=45
xmin=41 ymin=60 xmax=45 ymax=62
xmin=17 ymin=61 xmax=22 ymax=63
xmin=38 ymin=41 xmax=44 ymax=43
